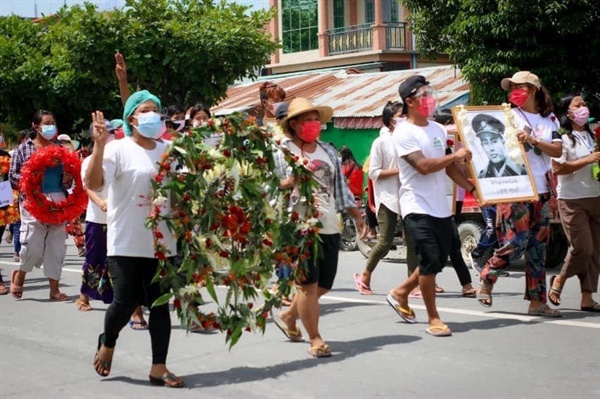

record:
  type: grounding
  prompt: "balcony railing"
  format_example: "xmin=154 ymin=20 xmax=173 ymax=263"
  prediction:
xmin=386 ymin=22 xmax=407 ymax=50
xmin=326 ymin=22 xmax=407 ymax=56
xmin=327 ymin=24 xmax=372 ymax=56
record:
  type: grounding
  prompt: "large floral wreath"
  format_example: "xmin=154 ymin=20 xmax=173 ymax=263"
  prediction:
xmin=147 ymin=114 xmax=322 ymax=348
xmin=20 ymin=146 xmax=87 ymax=225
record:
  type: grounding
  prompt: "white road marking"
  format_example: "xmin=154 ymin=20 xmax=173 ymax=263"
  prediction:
xmin=5 ymin=264 xmax=597 ymax=329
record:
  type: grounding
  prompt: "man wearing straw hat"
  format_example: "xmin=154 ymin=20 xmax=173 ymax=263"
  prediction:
xmin=273 ymin=97 xmax=366 ymax=358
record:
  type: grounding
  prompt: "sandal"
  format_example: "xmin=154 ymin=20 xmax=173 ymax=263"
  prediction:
xmin=49 ymin=292 xmax=70 ymax=301
xmin=462 ymin=287 xmax=476 ymax=298
xmin=528 ymin=303 xmax=561 ymax=318
xmin=0 ymin=283 xmax=8 ymax=296
xmin=581 ymin=302 xmax=600 ymax=312
xmin=272 ymin=312 xmax=304 ymax=342
xmin=386 ymin=294 xmax=417 ymax=324
xmin=308 ymin=344 xmax=332 ymax=358
xmin=435 ymin=285 xmax=445 ymax=294
xmin=425 ymin=324 xmax=452 ymax=337
xmin=75 ymin=298 xmax=93 ymax=311
xmin=129 ymin=319 xmax=149 ymax=330
xmin=10 ymin=269 xmax=23 ymax=299
xmin=93 ymin=333 xmax=112 ymax=377
xmin=149 ymin=373 xmax=185 ymax=388
xmin=353 ymin=273 xmax=373 ymax=295
xmin=477 ymin=280 xmax=493 ymax=308
xmin=548 ymin=275 xmax=562 ymax=306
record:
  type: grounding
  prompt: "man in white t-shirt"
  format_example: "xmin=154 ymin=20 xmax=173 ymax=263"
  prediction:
xmin=385 ymin=75 xmax=478 ymax=337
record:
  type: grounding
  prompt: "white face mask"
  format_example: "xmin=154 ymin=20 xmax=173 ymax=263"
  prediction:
xmin=192 ymin=120 xmax=208 ymax=128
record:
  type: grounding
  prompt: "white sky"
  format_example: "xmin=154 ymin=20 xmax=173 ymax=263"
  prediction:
xmin=0 ymin=0 xmax=269 ymax=17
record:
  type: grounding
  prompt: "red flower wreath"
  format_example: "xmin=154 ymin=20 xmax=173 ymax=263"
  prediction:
xmin=20 ymin=146 xmax=87 ymax=225
xmin=0 ymin=156 xmax=10 ymax=176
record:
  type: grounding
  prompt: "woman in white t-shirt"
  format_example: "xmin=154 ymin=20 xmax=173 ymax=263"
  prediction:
xmin=85 ymin=91 xmax=183 ymax=387
xmin=549 ymin=94 xmax=600 ymax=312
xmin=477 ymin=71 xmax=563 ymax=317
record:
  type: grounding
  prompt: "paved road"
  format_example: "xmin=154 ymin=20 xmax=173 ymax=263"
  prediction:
xmin=1 ymin=241 xmax=599 ymax=398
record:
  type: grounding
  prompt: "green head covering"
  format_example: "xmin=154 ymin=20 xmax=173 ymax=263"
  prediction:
xmin=110 ymin=119 xmax=123 ymax=129
xmin=122 ymin=90 xmax=161 ymax=136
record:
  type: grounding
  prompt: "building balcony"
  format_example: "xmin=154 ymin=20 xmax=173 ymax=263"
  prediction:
xmin=327 ymin=22 xmax=407 ymax=56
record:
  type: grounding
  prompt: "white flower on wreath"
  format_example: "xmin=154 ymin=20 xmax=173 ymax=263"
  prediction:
xmin=502 ymin=103 xmax=525 ymax=165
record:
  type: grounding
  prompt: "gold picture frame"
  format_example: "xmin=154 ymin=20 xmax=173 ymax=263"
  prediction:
xmin=451 ymin=105 xmax=538 ymax=205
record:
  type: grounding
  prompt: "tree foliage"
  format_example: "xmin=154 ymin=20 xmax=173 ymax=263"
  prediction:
xmin=401 ymin=0 xmax=600 ymax=107
xmin=0 ymin=0 xmax=277 ymax=140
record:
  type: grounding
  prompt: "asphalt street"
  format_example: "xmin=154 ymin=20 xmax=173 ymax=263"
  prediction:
xmin=0 ymin=241 xmax=598 ymax=398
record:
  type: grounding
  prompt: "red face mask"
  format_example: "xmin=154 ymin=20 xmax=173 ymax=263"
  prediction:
xmin=416 ymin=96 xmax=437 ymax=118
xmin=509 ymin=88 xmax=529 ymax=107
xmin=297 ymin=120 xmax=321 ymax=143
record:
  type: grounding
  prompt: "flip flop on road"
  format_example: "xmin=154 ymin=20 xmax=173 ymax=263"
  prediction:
xmin=425 ymin=324 xmax=452 ymax=337
xmin=527 ymin=304 xmax=561 ymax=318
xmin=0 ymin=283 xmax=8 ymax=296
xmin=308 ymin=344 xmax=332 ymax=358
xmin=386 ymin=294 xmax=417 ymax=324
xmin=10 ymin=269 xmax=23 ymax=300
xmin=129 ymin=319 xmax=149 ymax=330
xmin=49 ymin=292 xmax=70 ymax=301
xmin=581 ymin=302 xmax=600 ymax=312
xmin=271 ymin=311 xmax=304 ymax=342
xmin=75 ymin=298 xmax=93 ymax=311
xmin=548 ymin=275 xmax=562 ymax=306
xmin=353 ymin=273 xmax=373 ymax=295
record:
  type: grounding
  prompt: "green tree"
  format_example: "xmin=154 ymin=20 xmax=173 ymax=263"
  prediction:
xmin=0 ymin=0 xmax=277 ymax=136
xmin=401 ymin=0 xmax=600 ymax=107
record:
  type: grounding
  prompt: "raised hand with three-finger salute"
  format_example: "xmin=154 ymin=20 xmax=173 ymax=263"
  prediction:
xmin=84 ymin=111 xmax=110 ymax=191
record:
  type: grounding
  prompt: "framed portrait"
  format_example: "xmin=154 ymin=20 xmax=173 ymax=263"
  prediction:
xmin=451 ymin=105 xmax=538 ymax=205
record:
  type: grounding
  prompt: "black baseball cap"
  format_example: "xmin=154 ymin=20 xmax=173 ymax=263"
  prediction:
xmin=398 ymin=75 xmax=430 ymax=114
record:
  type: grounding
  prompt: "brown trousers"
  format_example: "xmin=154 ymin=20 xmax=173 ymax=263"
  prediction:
xmin=557 ymin=196 xmax=600 ymax=293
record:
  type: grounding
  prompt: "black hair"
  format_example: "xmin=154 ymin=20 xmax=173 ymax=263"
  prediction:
xmin=189 ymin=103 xmax=211 ymax=120
xmin=32 ymin=109 xmax=53 ymax=126
xmin=382 ymin=101 xmax=402 ymax=129
xmin=18 ymin=129 xmax=32 ymax=144
xmin=339 ymin=146 xmax=362 ymax=170
xmin=556 ymin=94 xmax=592 ymax=148
xmin=433 ymin=108 xmax=454 ymax=125
xmin=166 ymin=104 xmax=185 ymax=118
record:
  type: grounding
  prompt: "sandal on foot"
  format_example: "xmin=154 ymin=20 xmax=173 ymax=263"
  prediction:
xmin=477 ymin=280 xmax=493 ymax=308
xmin=435 ymin=285 xmax=445 ymax=294
xmin=462 ymin=287 xmax=476 ymax=298
xmin=49 ymin=292 xmax=70 ymax=301
xmin=548 ymin=275 xmax=562 ymax=307
xmin=580 ymin=302 xmax=600 ymax=312
xmin=308 ymin=344 xmax=332 ymax=358
xmin=93 ymin=334 xmax=112 ymax=377
xmin=425 ymin=324 xmax=452 ymax=337
xmin=129 ymin=319 xmax=149 ymax=330
xmin=75 ymin=298 xmax=93 ymax=311
xmin=10 ymin=269 xmax=23 ymax=299
xmin=0 ymin=283 xmax=8 ymax=296
xmin=408 ymin=290 xmax=422 ymax=299
xmin=386 ymin=294 xmax=417 ymax=324
xmin=272 ymin=312 xmax=304 ymax=342
xmin=353 ymin=273 xmax=373 ymax=295
xmin=149 ymin=373 xmax=185 ymax=388
xmin=528 ymin=303 xmax=561 ymax=318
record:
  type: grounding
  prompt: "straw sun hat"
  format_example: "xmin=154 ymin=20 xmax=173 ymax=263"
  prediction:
xmin=280 ymin=98 xmax=333 ymax=128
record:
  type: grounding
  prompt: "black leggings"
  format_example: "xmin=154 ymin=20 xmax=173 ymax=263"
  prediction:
xmin=104 ymin=256 xmax=171 ymax=364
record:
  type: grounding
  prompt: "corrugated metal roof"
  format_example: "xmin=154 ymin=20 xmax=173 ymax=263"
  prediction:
xmin=211 ymin=65 xmax=470 ymax=119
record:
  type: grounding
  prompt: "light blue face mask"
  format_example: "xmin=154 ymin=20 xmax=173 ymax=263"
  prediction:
xmin=133 ymin=112 xmax=163 ymax=139
xmin=40 ymin=125 xmax=57 ymax=140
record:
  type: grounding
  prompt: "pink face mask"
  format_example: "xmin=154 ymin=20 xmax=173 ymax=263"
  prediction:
xmin=570 ymin=106 xmax=590 ymax=127
xmin=297 ymin=120 xmax=321 ymax=143
xmin=416 ymin=96 xmax=437 ymax=118
xmin=509 ymin=88 xmax=529 ymax=107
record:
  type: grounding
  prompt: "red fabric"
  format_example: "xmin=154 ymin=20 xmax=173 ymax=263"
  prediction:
xmin=342 ymin=164 xmax=364 ymax=197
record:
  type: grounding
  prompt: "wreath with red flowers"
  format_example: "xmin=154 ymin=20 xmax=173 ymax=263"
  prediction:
xmin=0 ymin=156 xmax=10 ymax=176
xmin=20 ymin=146 xmax=87 ymax=225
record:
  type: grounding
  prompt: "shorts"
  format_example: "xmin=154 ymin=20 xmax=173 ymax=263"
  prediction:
xmin=402 ymin=213 xmax=453 ymax=276
xmin=302 ymin=233 xmax=340 ymax=290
